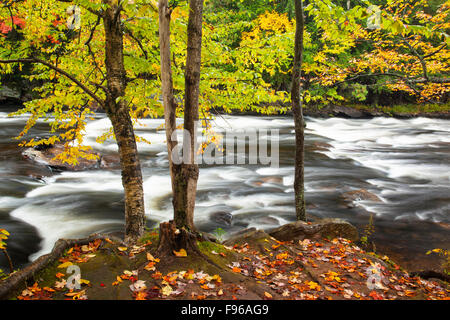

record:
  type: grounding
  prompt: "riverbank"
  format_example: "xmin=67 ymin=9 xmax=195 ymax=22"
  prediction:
xmin=303 ymin=104 xmax=450 ymax=119
xmin=0 ymin=222 xmax=448 ymax=300
xmin=2 ymin=100 xmax=450 ymax=119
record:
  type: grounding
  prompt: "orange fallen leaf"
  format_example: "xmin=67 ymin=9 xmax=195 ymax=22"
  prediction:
xmin=232 ymin=267 xmax=242 ymax=273
xmin=173 ymin=249 xmax=187 ymax=257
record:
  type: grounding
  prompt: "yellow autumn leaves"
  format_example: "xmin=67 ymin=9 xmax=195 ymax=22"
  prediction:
xmin=0 ymin=229 xmax=9 ymax=250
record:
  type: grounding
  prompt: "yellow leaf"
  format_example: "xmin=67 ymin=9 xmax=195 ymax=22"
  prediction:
xmin=306 ymin=281 xmax=321 ymax=291
xmin=57 ymin=261 xmax=73 ymax=269
xmin=161 ymin=285 xmax=173 ymax=296
xmin=65 ymin=289 xmax=86 ymax=297
xmin=147 ymin=252 xmax=159 ymax=262
xmin=173 ymin=249 xmax=187 ymax=257
xmin=118 ymin=247 xmax=128 ymax=252
xmin=79 ymin=279 xmax=90 ymax=285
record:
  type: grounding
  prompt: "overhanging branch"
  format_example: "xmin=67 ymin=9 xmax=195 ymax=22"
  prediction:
xmin=0 ymin=57 xmax=105 ymax=106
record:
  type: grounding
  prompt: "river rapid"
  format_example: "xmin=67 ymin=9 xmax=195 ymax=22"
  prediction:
xmin=0 ymin=105 xmax=449 ymax=272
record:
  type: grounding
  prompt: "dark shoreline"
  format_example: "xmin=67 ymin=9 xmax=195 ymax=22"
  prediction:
xmin=223 ymin=104 xmax=450 ymax=119
xmin=2 ymin=100 xmax=450 ymax=119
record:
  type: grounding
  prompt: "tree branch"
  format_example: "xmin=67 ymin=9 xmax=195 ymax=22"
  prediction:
xmin=84 ymin=16 xmax=105 ymax=79
xmin=124 ymin=28 xmax=148 ymax=59
xmin=403 ymin=39 xmax=428 ymax=80
xmin=0 ymin=58 xmax=104 ymax=106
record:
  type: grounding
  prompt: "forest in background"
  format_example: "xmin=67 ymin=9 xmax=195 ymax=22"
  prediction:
xmin=0 ymin=0 xmax=449 ymax=301
xmin=1 ymin=0 xmax=449 ymax=110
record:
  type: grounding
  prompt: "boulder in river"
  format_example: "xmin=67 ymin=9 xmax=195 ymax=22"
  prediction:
xmin=22 ymin=143 xmax=118 ymax=171
xmin=339 ymin=189 xmax=382 ymax=208
xmin=210 ymin=211 xmax=233 ymax=226
xmin=268 ymin=218 xmax=359 ymax=242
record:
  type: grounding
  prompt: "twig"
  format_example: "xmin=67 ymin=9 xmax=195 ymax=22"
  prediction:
xmin=1 ymin=249 xmax=13 ymax=274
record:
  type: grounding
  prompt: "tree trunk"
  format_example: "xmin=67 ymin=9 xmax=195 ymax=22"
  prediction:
xmin=158 ymin=0 xmax=184 ymax=231
xmin=160 ymin=0 xmax=204 ymax=231
xmin=156 ymin=221 xmax=200 ymax=257
xmin=103 ymin=1 xmax=145 ymax=243
xmin=292 ymin=0 xmax=306 ymax=221
xmin=175 ymin=0 xmax=204 ymax=230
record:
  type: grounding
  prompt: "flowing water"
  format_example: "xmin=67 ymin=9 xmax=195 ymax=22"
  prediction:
xmin=0 ymin=105 xmax=449 ymax=272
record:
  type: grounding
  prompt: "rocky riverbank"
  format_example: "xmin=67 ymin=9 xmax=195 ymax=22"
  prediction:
xmin=0 ymin=219 xmax=448 ymax=300
xmin=302 ymin=104 xmax=450 ymax=119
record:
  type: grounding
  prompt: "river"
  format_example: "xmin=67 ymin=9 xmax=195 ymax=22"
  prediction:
xmin=0 ymin=105 xmax=449 ymax=272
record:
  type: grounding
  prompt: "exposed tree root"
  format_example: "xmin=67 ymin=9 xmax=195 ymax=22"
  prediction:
xmin=155 ymin=221 xmax=224 ymax=271
xmin=0 ymin=233 xmax=124 ymax=300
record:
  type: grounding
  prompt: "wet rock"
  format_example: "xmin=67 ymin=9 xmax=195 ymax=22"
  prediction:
xmin=303 ymin=105 xmax=374 ymax=119
xmin=0 ymin=86 xmax=21 ymax=102
xmin=268 ymin=218 xmax=359 ymax=242
xmin=100 ymin=154 xmax=121 ymax=169
xmin=261 ymin=177 xmax=283 ymax=184
xmin=258 ymin=216 xmax=280 ymax=225
xmin=306 ymin=203 xmax=317 ymax=209
xmin=311 ymin=142 xmax=332 ymax=152
xmin=22 ymin=143 xmax=118 ymax=171
xmin=436 ymin=222 xmax=450 ymax=230
xmin=339 ymin=189 xmax=382 ymax=208
xmin=210 ymin=212 xmax=233 ymax=226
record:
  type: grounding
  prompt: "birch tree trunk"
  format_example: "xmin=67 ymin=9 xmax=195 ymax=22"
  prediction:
xmin=292 ymin=0 xmax=306 ymax=221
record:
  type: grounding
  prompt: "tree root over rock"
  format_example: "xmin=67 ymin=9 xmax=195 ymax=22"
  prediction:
xmin=0 ymin=233 xmax=124 ymax=300
xmin=156 ymin=221 xmax=223 ymax=270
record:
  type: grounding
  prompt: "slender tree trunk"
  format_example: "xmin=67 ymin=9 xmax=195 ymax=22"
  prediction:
xmin=157 ymin=1 xmax=208 ymax=257
xmin=103 ymin=1 xmax=145 ymax=243
xmin=169 ymin=0 xmax=204 ymax=231
xmin=292 ymin=0 xmax=306 ymax=221
xmin=158 ymin=0 xmax=182 ymax=229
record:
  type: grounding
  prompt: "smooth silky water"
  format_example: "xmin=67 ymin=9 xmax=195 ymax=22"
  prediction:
xmin=0 ymin=106 xmax=449 ymax=272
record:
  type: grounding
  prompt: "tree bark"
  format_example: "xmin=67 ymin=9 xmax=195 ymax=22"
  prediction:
xmin=173 ymin=0 xmax=204 ymax=230
xmin=158 ymin=0 xmax=184 ymax=232
xmin=103 ymin=1 xmax=145 ymax=243
xmin=292 ymin=0 xmax=306 ymax=221
xmin=158 ymin=0 xmax=204 ymax=231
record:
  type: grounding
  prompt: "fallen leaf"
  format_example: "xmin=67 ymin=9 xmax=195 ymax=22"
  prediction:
xmin=264 ymin=292 xmax=273 ymax=299
xmin=173 ymin=249 xmax=187 ymax=257
xmin=161 ymin=285 xmax=173 ymax=296
xmin=57 ymin=261 xmax=73 ymax=269
xmin=130 ymin=280 xmax=147 ymax=292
